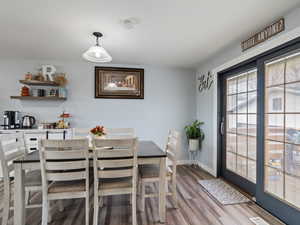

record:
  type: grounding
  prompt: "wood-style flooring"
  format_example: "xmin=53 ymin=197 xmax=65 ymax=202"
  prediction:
xmin=0 ymin=165 xmax=285 ymax=225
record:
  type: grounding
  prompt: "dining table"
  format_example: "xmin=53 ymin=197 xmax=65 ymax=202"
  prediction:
xmin=13 ymin=140 xmax=167 ymax=225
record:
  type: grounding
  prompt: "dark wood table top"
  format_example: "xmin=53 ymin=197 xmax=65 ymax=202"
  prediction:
xmin=14 ymin=141 xmax=166 ymax=164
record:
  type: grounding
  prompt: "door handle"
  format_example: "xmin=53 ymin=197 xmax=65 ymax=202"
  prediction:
xmin=220 ymin=118 xmax=225 ymax=135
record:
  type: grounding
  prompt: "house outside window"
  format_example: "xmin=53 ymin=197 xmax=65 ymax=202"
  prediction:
xmin=272 ymin=97 xmax=282 ymax=111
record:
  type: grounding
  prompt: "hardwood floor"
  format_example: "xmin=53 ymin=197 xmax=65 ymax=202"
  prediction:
xmin=0 ymin=165 xmax=284 ymax=225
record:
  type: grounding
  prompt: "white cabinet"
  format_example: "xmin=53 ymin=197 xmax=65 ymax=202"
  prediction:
xmin=0 ymin=129 xmax=72 ymax=153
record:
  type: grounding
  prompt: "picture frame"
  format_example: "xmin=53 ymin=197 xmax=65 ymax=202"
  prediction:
xmin=95 ymin=67 xmax=144 ymax=99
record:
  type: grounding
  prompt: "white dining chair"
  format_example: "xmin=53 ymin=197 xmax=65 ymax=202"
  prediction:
xmin=138 ymin=130 xmax=180 ymax=211
xmin=92 ymin=137 xmax=138 ymax=225
xmin=0 ymin=133 xmax=42 ymax=225
xmin=105 ymin=128 xmax=135 ymax=138
xmin=39 ymin=139 xmax=90 ymax=225
xmin=72 ymin=128 xmax=91 ymax=138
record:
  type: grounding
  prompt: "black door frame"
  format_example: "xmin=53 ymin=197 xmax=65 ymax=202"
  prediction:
xmin=217 ymin=36 xmax=300 ymax=225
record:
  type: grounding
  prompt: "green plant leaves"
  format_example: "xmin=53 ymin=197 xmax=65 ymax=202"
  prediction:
xmin=185 ymin=120 xmax=205 ymax=140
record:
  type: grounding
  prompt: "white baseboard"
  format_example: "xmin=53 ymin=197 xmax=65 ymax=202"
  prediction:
xmin=177 ymin=160 xmax=216 ymax=177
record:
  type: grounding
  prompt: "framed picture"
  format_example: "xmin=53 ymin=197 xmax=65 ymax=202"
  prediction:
xmin=95 ymin=67 xmax=144 ymax=99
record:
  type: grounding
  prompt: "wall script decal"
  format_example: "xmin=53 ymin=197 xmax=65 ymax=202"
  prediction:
xmin=198 ymin=71 xmax=213 ymax=93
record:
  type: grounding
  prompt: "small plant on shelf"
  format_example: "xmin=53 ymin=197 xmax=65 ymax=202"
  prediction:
xmin=184 ymin=120 xmax=205 ymax=151
xmin=90 ymin=126 xmax=106 ymax=137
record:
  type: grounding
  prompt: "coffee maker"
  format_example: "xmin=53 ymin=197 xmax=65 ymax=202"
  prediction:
xmin=2 ymin=111 xmax=21 ymax=129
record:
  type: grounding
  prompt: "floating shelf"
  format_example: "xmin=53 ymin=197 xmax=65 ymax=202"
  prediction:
xmin=10 ymin=96 xmax=67 ymax=101
xmin=19 ymin=80 xmax=60 ymax=86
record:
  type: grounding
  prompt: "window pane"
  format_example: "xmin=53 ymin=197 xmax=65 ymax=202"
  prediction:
xmin=237 ymin=93 xmax=247 ymax=113
xmin=237 ymin=115 xmax=247 ymax=135
xmin=248 ymin=72 xmax=257 ymax=91
xmin=285 ymin=114 xmax=300 ymax=144
xmin=265 ymin=141 xmax=284 ymax=170
xmin=237 ymin=75 xmax=247 ymax=93
xmin=227 ymin=78 xmax=237 ymax=95
xmin=285 ymin=174 xmax=300 ymax=208
xmin=248 ymin=159 xmax=256 ymax=182
xmin=248 ymin=136 xmax=256 ymax=160
xmin=286 ymin=54 xmax=300 ymax=83
xmin=248 ymin=91 xmax=257 ymax=113
xmin=265 ymin=166 xmax=284 ymax=198
xmin=237 ymin=135 xmax=247 ymax=157
xmin=265 ymin=114 xmax=284 ymax=142
xmin=237 ymin=156 xmax=247 ymax=177
xmin=226 ymin=133 xmax=236 ymax=153
xmin=248 ymin=115 xmax=257 ymax=136
xmin=285 ymin=144 xmax=300 ymax=176
xmin=227 ymin=95 xmax=237 ymax=113
xmin=266 ymin=61 xmax=285 ymax=87
xmin=266 ymin=86 xmax=284 ymax=113
xmin=226 ymin=152 xmax=236 ymax=172
xmin=286 ymin=82 xmax=300 ymax=113
xmin=227 ymin=114 xmax=236 ymax=133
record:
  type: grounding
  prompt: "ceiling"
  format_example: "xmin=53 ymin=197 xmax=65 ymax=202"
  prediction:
xmin=0 ymin=0 xmax=300 ymax=69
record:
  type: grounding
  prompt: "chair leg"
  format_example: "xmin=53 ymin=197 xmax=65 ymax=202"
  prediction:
xmin=85 ymin=196 xmax=89 ymax=225
xmin=132 ymin=191 xmax=137 ymax=225
xmin=99 ymin=196 xmax=104 ymax=208
xmin=93 ymin=196 xmax=99 ymax=225
xmin=2 ymin=181 xmax=10 ymax=225
xmin=140 ymin=182 xmax=145 ymax=212
xmin=25 ymin=190 xmax=30 ymax=206
xmin=41 ymin=199 xmax=49 ymax=225
xmin=172 ymin=179 xmax=178 ymax=209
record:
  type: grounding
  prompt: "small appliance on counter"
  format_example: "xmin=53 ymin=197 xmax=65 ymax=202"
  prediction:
xmin=21 ymin=115 xmax=36 ymax=129
xmin=1 ymin=111 xmax=21 ymax=129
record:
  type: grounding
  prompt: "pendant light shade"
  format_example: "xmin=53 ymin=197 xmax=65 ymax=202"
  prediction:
xmin=82 ymin=32 xmax=112 ymax=63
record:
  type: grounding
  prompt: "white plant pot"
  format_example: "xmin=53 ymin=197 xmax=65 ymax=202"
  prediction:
xmin=189 ymin=139 xmax=199 ymax=151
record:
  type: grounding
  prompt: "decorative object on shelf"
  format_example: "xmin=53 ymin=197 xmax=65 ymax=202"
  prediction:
xmin=21 ymin=86 xmax=30 ymax=96
xmin=90 ymin=126 xmax=106 ymax=137
xmin=58 ymin=87 xmax=67 ymax=98
xmin=95 ymin=67 xmax=144 ymax=99
xmin=241 ymin=18 xmax=285 ymax=51
xmin=82 ymin=32 xmax=112 ymax=63
xmin=185 ymin=120 xmax=205 ymax=166
xmin=198 ymin=71 xmax=213 ymax=93
xmin=53 ymin=73 xmax=67 ymax=86
xmin=42 ymin=65 xmax=56 ymax=81
xmin=49 ymin=88 xmax=58 ymax=97
xmin=25 ymin=72 xmax=33 ymax=81
xmin=34 ymin=73 xmax=45 ymax=81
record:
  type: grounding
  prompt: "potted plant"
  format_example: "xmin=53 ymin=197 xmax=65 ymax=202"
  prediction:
xmin=184 ymin=120 xmax=204 ymax=151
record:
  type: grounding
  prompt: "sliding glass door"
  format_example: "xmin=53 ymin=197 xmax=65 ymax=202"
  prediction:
xmin=221 ymin=65 xmax=257 ymax=195
xmin=220 ymin=39 xmax=300 ymax=225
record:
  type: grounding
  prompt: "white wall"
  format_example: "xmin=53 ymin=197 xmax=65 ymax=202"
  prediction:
xmin=196 ymin=7 xmax=300 ymax=176
xmin=0 ymin=60 xmax=196 ymax=160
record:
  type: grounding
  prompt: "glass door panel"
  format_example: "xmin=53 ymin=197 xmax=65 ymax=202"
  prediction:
xmin=264 ymin=51 xmax=300 ymax=210
xmin=225 ymin=69 xmax=258 ymax=185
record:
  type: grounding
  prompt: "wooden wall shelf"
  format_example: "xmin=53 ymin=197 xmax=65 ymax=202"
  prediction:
xmin=19 ymin=80 xmax=60 ymax=86
xmin=10 ymin=96 xmax=67 ymax=101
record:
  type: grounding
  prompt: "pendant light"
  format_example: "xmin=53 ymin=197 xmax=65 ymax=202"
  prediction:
xmin=82 ymin=32 xmax=112 ymax=63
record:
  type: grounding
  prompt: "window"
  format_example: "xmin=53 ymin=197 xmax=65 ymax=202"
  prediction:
xmin=272 ymin=97 xmax=282 ymax=111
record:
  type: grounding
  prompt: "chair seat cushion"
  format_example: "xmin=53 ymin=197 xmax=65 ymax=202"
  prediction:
xmin=48 ymin=180 xmax=86 ymax=193
xmin=139 ymin=165 xmax=172 ymax=179
xmin=99 ymin=177 xmax=132 ymax=190
xmin=24 ymin=170 xmax=42 ymax=187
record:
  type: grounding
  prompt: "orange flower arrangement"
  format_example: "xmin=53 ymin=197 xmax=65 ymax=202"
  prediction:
xmin=90 ymin=126 xmax=106 ymax=136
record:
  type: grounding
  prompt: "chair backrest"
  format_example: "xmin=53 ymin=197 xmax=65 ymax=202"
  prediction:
xmin=0 ymin=133 xmax=26 ymax=179
xmin=165 ymin=130 xmax=180 ymax=166
xmin=72 ymin=128 xmax=91 ymax=138
xmin=104 ymin=128 xmax=135 ymax=139
xmin=92 ymin=138 xmax=138 ymax=180
xmin=39 ymin=139 xmax=89 ymax=192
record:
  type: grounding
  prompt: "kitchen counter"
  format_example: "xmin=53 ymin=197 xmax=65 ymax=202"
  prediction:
xmin=0 ymin=128 xmax=71 ymax=134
